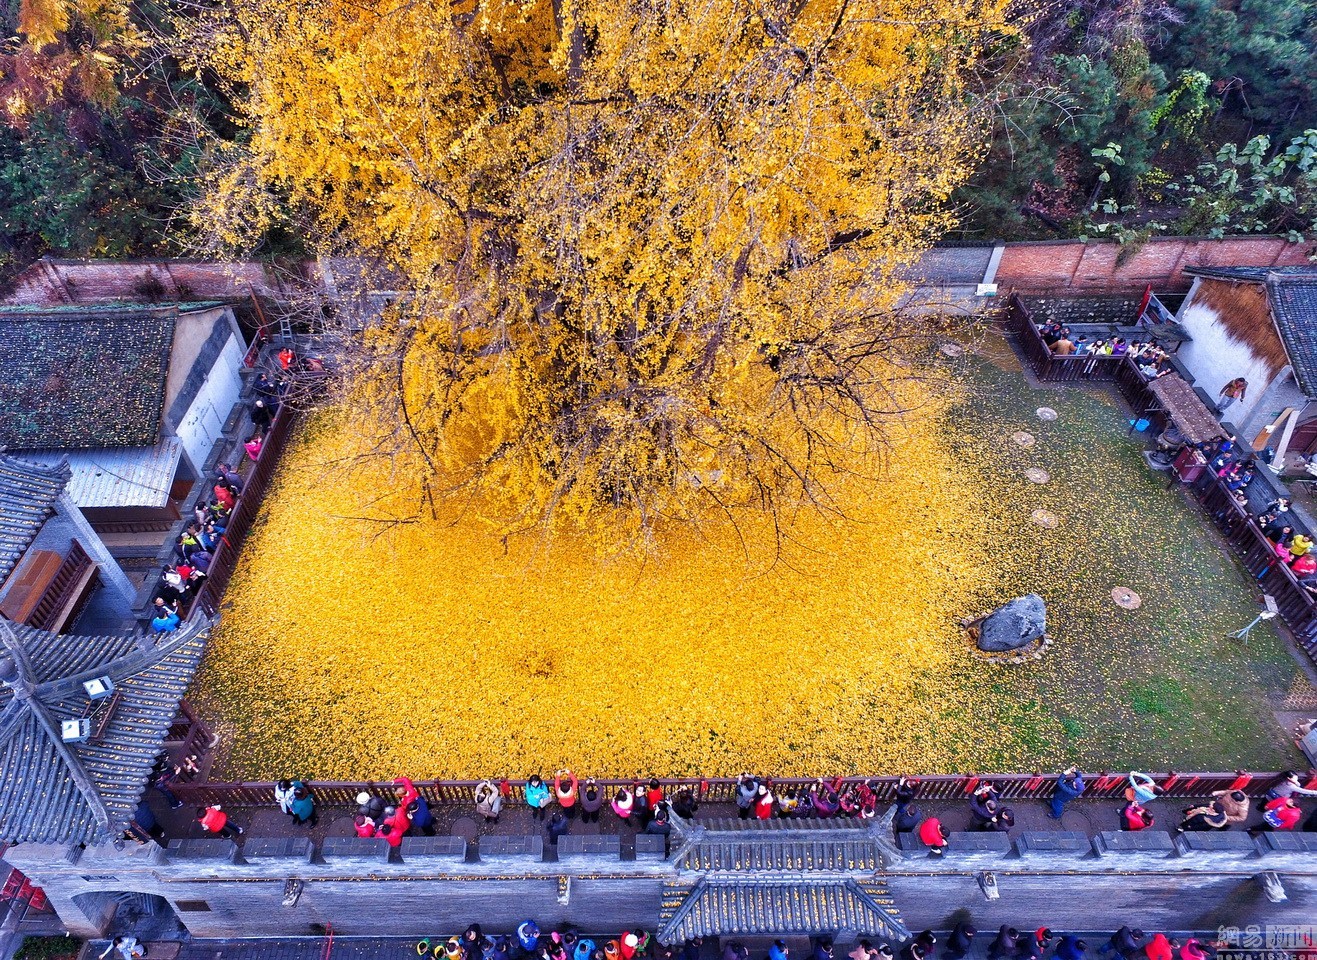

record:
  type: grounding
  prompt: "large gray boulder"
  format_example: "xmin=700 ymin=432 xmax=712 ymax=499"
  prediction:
xmin=977 ymin=594 xmax=1047 ymax=652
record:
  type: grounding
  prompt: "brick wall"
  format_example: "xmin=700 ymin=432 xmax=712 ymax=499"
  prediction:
xmin=996 ymin=236 xmax=1317 ymax=294
xmin=5 ymin=258 xmax=313 ymax=306
xmin=5 ymin=237 xmax=1315 ymax=309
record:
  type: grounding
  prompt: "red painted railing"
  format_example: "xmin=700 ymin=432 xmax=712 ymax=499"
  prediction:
xmin=171 ymin=770 xmax=1309 ymax=809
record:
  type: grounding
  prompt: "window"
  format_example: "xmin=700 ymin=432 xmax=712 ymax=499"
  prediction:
xmin=175 ymin=901 xmax=211 ymax=913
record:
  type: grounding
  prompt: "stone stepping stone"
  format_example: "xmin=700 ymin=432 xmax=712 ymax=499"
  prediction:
xmin=1112 ymin=587 xmax=1142 ymax=609
xmin=1013 ymin=431 xmax=1035 ymax=447
xmin=939 ymin=342 xmax=965 ymax=357
xmin=1036 ymin=407 xmax=1058 ymax=421
xmin=1025 ymin=467 xmax=1050 ymax=484
xmin=1031 ymin=509 xmax=1059 ymax=528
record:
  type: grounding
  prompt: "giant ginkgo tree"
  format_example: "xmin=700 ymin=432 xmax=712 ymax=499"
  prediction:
xmin=194 ymin=0 xmax=1013 ymax=545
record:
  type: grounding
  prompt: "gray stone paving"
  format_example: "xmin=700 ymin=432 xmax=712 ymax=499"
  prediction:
xmin=147 ymin=790 xmax=1311 ymax=853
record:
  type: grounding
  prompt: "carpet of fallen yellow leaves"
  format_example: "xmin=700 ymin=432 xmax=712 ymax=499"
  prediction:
xmin=194 ymin=341 xmax=1301 ymax=779
xmin=194 ymin=385 xmax=1006 ymax=779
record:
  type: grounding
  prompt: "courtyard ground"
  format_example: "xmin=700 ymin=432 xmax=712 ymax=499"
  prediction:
xmin=189 ymin=331 xmax=1305 ymax=779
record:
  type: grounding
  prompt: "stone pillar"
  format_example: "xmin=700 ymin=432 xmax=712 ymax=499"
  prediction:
xmin=55 ymin=493 xmax=136 ymax=606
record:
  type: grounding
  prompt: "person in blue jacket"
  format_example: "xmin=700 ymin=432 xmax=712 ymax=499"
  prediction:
xmin=525 ymin=775 xmax=552 ymax=822
xmin=1050 ymin=768 xmax=1085 ymax=819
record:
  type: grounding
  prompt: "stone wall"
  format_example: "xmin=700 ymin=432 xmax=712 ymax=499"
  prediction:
xmin=7 ymin=827 xmax=1315 ymax=940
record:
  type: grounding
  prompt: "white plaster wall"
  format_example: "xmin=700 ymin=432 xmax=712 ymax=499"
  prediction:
xmin=1176 ymin=297 xmax=1277 ymax=423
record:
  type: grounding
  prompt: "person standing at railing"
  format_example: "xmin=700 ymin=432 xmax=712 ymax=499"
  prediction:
xmin=968 ymin=781 xmax=1000 ymax=829
xmin=1210 ymin=788 xmax=1251 ymax=826
xmin=475 ymin=780 xmax=502 ymax=823
xmin=1052 ymin=333 xmax=1076 ymax=356
xmin=580 ymin=779 xmax=604 ymax=823
xmin=553 ymin=769 xmax=579 ymax=819
xmin=1097 ymin=929 xmax=1144 ymax=960
xmin=525 ymin=774 xmax=552 ymax=821
xmin=733 ymin=773 xmax=759 ymax=819
xmin=1049 ymin=768 xmax=1085 ymax=819
xmin=290 ymin=782 xmax=316 ymax=827
xmin=944 ymin=924 xmax=976 ymax=960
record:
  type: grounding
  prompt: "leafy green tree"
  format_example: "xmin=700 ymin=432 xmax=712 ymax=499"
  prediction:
xmin=0 ymin=115 xmax=167 ymax=255
xmin=1161 ymin=0 xmax=1317 ymax=141
xmin=1165 ymin=130 xmax=1317 ymax=238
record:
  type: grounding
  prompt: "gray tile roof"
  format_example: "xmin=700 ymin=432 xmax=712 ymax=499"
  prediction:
xmin=896 ymin=246 xmax=994 ymax=285
xmin=0 ymin=307 xmax=177 ymax=450
xmin=672 ymin=817 xmax=890 ymax=873
xmin=658 ymin=878 xmax=907 ymax=943
xmin=1267 ymin=272 xmax=1317 ymax=395
xmin=0 ymin=455 xmax=71 ymax=586
xmin=0 ymin=615 xmax=211 ymax=844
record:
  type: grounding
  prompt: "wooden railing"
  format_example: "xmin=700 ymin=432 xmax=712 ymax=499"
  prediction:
xmin=1003 ymin=294 xmax=1163 ymax=420
xmin=1002 ymin=292 xmax=1317 ymax=667
xmin=1191 ymin=471 xmax=1317 ymax=655
xmin=172 ymin=770 xmax=1298 ymax=809
xmin=190 ymin=403 xmax=296 ymax=620
xmin=165 ymin=699 xmax=217 ymax=763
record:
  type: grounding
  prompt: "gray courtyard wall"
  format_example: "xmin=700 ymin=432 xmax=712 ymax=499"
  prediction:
xmin=7 ymin=828 xmax=1316 ymax=939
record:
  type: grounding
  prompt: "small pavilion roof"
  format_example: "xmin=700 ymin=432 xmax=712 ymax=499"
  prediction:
xmin=657 ymin=814 xmax=908 ymax=942
xmin=0 ymin=614 xmax=211 ymax=845
xmin=659 ymin=878 xmax=906 ymax=944
xmin=671 ymin=817 xmax=887 ymax=873
xmin=1148 ymin=373 xmax=1224 ymax=445
xmin=0 ymin=455 xmax=71 ymax=586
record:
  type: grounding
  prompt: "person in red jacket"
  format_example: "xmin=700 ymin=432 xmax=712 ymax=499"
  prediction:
xmin=555 ymin=769 xmax=580 ymax=819
xmin=645 ymin=778 xmax=664 ymax=810
xmin=376 ymin=804 xmax=410 ymax=847
xmin=1253 ymin=796 xmax=1302 ymax=831
xmin=1144 ymin=934 xmax=1178 ymax=960
xmin=353 ymin=814 xmax=376 ymax=838
xmin=196 ymin=804 xmax=242 ymax=839
xmin=213 ymin=484 xmax=235 ymax=511
xmin=753 ymin=784 xmax=774 ymax=819
xmin=394 ymin=775 xmax=420 ymax=811
xmin=918 ymin=816 xmax=948 ymax=856
xmin=1121 ymin=800 xmax=1155 ymax=831
xmin=619 ymin=933 xmax=640 ymax=960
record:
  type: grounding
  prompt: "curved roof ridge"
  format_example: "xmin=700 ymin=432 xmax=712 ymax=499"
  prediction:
xmin=0 ymin=614 xmax=214 ymax=844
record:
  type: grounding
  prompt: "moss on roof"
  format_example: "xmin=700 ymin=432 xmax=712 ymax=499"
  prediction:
xmin=0 ymin=308 xmax=177 ymax=450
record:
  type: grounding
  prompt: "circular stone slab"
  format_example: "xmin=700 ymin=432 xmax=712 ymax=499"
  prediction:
xmin=1112 ymin=587 xmax=1142 ymax=610
xmin=1013 ymin=431 xmax=1036 ymax=447
xmin=1025 ymin=467 xmax=1050 ymax=484
xmin=1031 ymin=509 xmax=1059 ymax=528
xmin=939 ymin=342 xmax=965 ymax=358
xmin=1036 ymin=407 xmax=1058 ymax=421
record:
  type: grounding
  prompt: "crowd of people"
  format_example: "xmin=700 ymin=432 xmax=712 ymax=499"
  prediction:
xmin=196 ymin=768 xmax=1317 ymax=854
xmin=97 ymin=922 xmax=1227 ymax=960
xmin=339 ymin=920 xmax=1223 ymax=960
xmin=1038 ymin=324 xmax=1174 ymax=381
xmin=1198 ymin=436 xmax=1317 ymax=585
xmin=149 ymin=354 xmax=310 ymax=634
